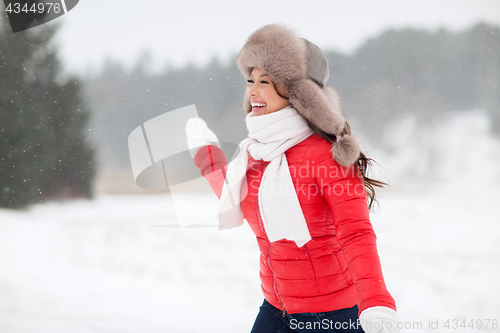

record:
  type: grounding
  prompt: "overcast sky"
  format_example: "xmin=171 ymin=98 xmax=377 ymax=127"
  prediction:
xmin=53 ymin=0 xmax=500 ymax=75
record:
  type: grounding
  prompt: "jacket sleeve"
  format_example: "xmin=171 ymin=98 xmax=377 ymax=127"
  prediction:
xmin=193 ymin=145 xmax=228 ymax=199
xmin=312 ymin=146 xmax=396 ymax=314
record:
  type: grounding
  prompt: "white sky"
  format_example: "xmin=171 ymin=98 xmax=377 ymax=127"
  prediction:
xmin=53 ymin=0 xmax=500 ymax=75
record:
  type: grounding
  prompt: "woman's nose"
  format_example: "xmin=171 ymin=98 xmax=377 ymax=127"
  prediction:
xmin=247 ymin=87 xmax=256 ymax=100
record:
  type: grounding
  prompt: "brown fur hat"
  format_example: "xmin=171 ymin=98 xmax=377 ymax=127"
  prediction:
xmin=236 ymin=24 xmax=361 ymax=167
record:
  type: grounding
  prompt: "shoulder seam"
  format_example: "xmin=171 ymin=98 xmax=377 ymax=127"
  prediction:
xmin=304 ymin=134 xmax=332 ymax=164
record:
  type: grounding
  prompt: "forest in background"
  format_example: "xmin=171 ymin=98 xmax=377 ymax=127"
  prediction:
xmin=0 ymin=13 xmax=94 ymax=208
xmin=2 ymin=20 xmax=499 ymax=206
xmin=85 ymin=22 xmax=500 ymax=171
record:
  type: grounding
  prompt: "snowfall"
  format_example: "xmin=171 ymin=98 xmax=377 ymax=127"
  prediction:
xmin=1 ymin=111 xmax=500 ymax=333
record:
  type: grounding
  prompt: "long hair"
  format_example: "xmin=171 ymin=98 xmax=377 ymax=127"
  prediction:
xmin=303 ymin=118 xmax=388 ymax=211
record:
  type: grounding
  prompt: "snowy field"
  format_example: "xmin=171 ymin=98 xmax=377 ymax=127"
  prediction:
xmin=1 ymin=111 xmax=500 ymax=332
xmin=1 ymin=182 xmax=499 ymax=333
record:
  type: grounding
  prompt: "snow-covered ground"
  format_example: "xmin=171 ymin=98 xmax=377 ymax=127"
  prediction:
xmin=1 ymin=182 xmax=499 ymax=333
xmin=0 ymin=194 xmax=262 ymax=332
xmin=1 ymin=111 xmax=500 ymax=332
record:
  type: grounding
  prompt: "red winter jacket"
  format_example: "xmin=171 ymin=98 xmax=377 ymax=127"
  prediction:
xmin=194 ymin=134 xmax=396 ymax=315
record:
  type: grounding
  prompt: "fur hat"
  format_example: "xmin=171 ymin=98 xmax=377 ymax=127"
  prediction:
xmin=236 ymin=24 xmax=360 ymax=167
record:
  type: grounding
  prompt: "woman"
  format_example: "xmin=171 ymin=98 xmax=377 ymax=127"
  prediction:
xmin=186 ymin=24 xmax=399 ymax=333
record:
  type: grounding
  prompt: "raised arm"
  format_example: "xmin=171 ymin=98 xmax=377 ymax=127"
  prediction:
xmin=185 ymin=117 xmax=228 ymax=199
xmin=193 ymin=145 xmax=228 ymax=199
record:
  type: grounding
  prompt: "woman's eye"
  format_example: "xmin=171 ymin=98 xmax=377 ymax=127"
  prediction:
xmin=246 ymin=79 xmax=254 ymax=84
xmin=260 ymin=80 xmax=269 ymax=84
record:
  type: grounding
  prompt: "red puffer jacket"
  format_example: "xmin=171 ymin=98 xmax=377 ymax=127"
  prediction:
xmin=194 ymin=133 xmax=396 ymax=315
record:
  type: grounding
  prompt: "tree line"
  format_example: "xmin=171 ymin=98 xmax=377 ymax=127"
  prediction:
xmin=1 ymin=18 xmax=498 ymax=208
xmin=0 ymin=14 xmax=94 ymax=208
xmin=85 ymin=22 xmax=500 ymax=171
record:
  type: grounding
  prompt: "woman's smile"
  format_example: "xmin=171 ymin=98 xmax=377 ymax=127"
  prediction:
xmin=246 ymin=67 xmax=290 ymax=116
xmin=250 ymin=100 xmax=267 ymax=115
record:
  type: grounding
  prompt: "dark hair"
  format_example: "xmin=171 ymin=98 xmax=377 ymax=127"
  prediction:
xmin=274 ymin=84 xmax=289 ymax=100
xmin=303 ymin=118 xmax=388 ymax=211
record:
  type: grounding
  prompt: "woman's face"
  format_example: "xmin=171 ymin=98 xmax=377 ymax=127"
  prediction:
xmin=247 ymin=67 xmax=290 ymax=116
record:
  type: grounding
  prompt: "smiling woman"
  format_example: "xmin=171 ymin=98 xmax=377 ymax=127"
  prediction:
xmin=186 ymin=24 xmax=399 ymax=333
xmin=246 ymin=67 xmax=290 ymax=116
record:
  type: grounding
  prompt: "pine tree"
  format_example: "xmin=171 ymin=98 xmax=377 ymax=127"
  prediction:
xmin=0 ymin=14 xmax=95 ymax=209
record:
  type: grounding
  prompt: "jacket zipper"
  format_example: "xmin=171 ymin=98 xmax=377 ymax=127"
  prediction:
xmin=256 ymin=202 xmax=287 ymax=317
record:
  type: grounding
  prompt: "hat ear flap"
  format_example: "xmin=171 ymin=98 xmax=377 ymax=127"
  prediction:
xmin=322 ymin=86 xmax=342 ymax=123
xmin=288 ymin=79 xmax=345 ymax=135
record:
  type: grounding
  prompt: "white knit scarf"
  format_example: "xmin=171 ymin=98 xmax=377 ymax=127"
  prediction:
xmin=218 ymin=106 xmax=314 ymax=247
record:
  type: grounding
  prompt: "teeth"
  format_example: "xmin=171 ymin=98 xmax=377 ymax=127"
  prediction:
xmin=251 ymin=103 xmax=266 ymax=107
